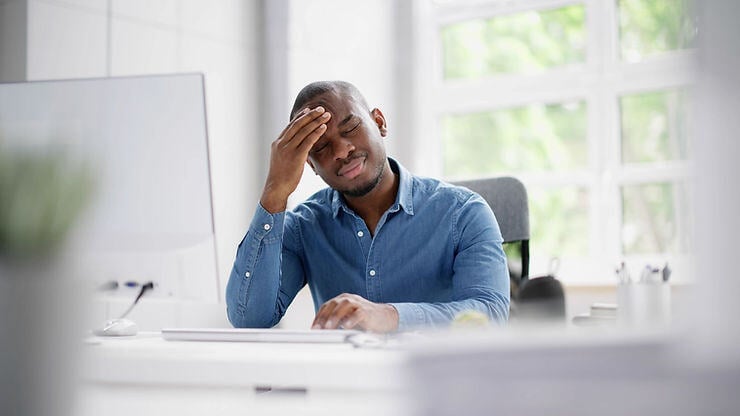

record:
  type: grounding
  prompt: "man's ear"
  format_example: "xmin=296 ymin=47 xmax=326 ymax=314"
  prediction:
xmin=307 ymin=158 xmax=317 ymax=174
xmin=371 ymin=108 xmax=388 ymax=137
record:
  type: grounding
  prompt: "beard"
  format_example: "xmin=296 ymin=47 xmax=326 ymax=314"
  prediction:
xmin=337 ymin=156 xmax=386 ymax=198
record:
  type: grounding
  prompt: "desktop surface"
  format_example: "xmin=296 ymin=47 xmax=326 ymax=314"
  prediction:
xmin=81 ymin=331 xmax=407 ymax=390
xmin=76 ymin=328 xmax=740 ymax=416
xmin=160 ymin=327 xmax=363 ymax=343
xmin=77 ymin=331 xmax=410 ymax=416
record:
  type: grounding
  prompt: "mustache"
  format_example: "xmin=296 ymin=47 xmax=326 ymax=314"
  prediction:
xmin=340 ymin=152 xmax=367 ymax=164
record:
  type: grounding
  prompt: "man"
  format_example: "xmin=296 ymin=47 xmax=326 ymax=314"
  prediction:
xmin=226 ymin=81 xmax=509 ymax=333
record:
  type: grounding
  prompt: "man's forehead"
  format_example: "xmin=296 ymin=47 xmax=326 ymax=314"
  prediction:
xmin=304 ymin=90 xmax=360 ymax=113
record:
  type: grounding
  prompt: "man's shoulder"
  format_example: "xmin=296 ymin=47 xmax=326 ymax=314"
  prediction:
xmin=289 ymin=188 xmax=333 ymax=216
xmin=411 ymin=174 xmax=478 ymax=205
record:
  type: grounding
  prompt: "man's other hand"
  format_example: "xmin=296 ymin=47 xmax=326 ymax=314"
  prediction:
xmin=311 ymin=293 xmax=399 ymax=333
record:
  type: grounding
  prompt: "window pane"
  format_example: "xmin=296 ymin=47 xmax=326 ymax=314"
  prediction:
xmin=622 ymin=182 xmax=690 ymax=254
xmin=620 ymin=89 xmax=690 ymax=164
xmin=619 ymin=0 xmax=697 ymax=62
xmin=529 ymin=187 xmax=589 ymax=257
xmin=441 ymin=5 xmax=586 ymax=79
xmin=442 ymin=101 xmax=587 ymax=177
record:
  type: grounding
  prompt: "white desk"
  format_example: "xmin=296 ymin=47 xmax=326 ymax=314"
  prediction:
xmin=75 ymin=328 xmax=740 ymax=416
xmin=77 ymin=332 xmax=412 ymax=416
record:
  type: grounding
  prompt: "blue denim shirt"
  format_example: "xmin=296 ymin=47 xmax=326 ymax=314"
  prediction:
xmin=226 ymin=159 xmax=510 ymax=330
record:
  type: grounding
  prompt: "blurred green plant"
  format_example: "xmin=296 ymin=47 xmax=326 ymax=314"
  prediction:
xmin=0 ymin=148 xmax=94 ymax=258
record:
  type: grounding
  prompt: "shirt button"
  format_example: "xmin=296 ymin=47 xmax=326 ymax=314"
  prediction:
xmin=263 ymin=224 xmax=271 ymax=231
xmin=369 ymin=270 xmax=376 ymax=277
xmin=357 ymin=231 xmax=364 ymax=237
xmin=245 ymin=271 xmax=251 ymax=278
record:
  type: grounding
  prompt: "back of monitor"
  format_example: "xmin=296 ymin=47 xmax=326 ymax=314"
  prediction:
xmin=0 ymin=74 xmax=219 ymax=305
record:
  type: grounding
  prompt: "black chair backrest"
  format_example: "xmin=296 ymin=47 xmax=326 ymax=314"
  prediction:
xmin=452 ymin=177 xmax=530 ymax=280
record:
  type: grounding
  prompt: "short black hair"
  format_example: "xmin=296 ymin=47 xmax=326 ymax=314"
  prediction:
xmin=289 ymin=80 xmax=369 ymax=120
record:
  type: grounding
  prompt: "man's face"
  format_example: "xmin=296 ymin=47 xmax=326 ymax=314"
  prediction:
xmin=305 ymin=90 xmax=388 ymax=198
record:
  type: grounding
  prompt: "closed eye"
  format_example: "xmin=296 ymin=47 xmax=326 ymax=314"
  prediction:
xmin=311 ymin=141 xmax=329 ymax=154
xmin=343 ymin=121 xmax=361 ymax=135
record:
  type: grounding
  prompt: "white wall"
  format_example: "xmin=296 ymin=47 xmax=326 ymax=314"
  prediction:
xmin=1 ymin=0 xmax=262 ymax=326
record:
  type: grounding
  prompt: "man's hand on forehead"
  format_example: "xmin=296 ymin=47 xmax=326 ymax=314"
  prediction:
xmin=260 ymin=105 xmax=331 ymax=213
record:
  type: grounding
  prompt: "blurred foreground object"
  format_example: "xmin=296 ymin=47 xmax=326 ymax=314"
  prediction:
xmin=0 ymin=146 xmax=93 ymax=416
xmin=452 ymin=310 xmax=490 ymax=328
xmin=406 ymin=2 xmax=740 ymax=415
xmin=0 ymin=149 xmax=93 ymax=258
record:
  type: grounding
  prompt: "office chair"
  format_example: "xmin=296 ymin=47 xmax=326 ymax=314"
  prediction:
xmin=453 ymin=178 xmax=566 ymax=323
xmin=452 ymin=177 xmax=530 ymax=283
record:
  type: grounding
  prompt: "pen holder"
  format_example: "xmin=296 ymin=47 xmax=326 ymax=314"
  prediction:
xmin=617 ymin=282 xmax=671 ymax=329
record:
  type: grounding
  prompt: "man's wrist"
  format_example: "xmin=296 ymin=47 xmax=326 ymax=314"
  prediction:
xmin=260 ymin=190 xmax=288 ymax=214
xmin=385 ymin=303 xmax=399 ymax=332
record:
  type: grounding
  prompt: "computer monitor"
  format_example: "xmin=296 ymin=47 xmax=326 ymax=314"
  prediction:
xmin=0 ymin=74 xmax=219 ymax=302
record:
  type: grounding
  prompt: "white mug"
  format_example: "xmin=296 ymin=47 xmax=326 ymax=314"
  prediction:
xmin=617 ymin=282 xmax=671 ymax=328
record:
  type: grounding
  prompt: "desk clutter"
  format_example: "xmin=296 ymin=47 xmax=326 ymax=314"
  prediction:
xmin=573 ymin=262 xmax=672 ymax=329
xmin=572 ymin=303 xmax=618 ymax=327
xmin=510 ymin=258 xmax=567 ymax=325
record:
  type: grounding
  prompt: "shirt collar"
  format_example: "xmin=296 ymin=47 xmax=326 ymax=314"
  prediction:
xmin=330 ymin=157 xmax=415 ymax=218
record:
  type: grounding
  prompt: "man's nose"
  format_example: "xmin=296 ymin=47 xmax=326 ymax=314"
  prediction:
xmin=333 ymin=137 xmax=355 ymax=161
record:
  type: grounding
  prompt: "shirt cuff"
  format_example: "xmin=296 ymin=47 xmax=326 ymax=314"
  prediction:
xmin=389 ymin=302 xmax=425 ymax=332
xmin=249 ymin=203 xmax=285 ymax=242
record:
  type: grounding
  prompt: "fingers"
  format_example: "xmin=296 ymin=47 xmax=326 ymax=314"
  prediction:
xmin=327 ymin=300 xmax=360 ymax=330
xmin=312 ymin=294 xmax=362 ymax=330
xmin=337 ymin=307 xmax=365 ymax=330
xmin=278 ymin=108 xmax=309 ymax=137
xmin=311 ymin=300 xmax=337 ymax=330
xmin=291 ymin=107 xmax=309 ymax=123
xmin=296 ymin=123 xmax=327 ymax=154
xmin=283 ymin=107 xmax=331 ymax=148
xmin=262 ymin=106 xmax=330 ymax=208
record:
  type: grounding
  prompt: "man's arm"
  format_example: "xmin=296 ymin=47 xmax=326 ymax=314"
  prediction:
xmin=225 ymin=205 xmax=305 ymax=327
xmin=390 ymin=194 xmax=510 ymax=330
xmin=312 ymin=194 xmax=510 ymax=332
xmin=226 ymin=106 xmax=331 ymax=328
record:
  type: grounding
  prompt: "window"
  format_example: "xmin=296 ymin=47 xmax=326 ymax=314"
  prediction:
xmin=620 ymin=88 xmax=690 ymax=164
xmin=441 ymin=4 xmax=586 ymax=78
xmin=416 ymin=0 xmax=696 ymax=283
xmin=442 ymin=100 xmax=588 ymax=175
xmin=621 ymin=182 xmax=691 ymax=255
xmin=619 ymin=0 xmax=697 ymax=62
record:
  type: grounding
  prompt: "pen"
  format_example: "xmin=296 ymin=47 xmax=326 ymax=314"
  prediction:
xmin=662 ymin=263 xmax=671 ymax=282
xmin=639 ymin=265 xmax=662 ymax=283
xmin=615 ymin=261 xmax=631 ymax=284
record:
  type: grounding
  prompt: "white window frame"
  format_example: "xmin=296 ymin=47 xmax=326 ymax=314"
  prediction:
xmin=412 ymin=0 xmax=695 ymax=285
